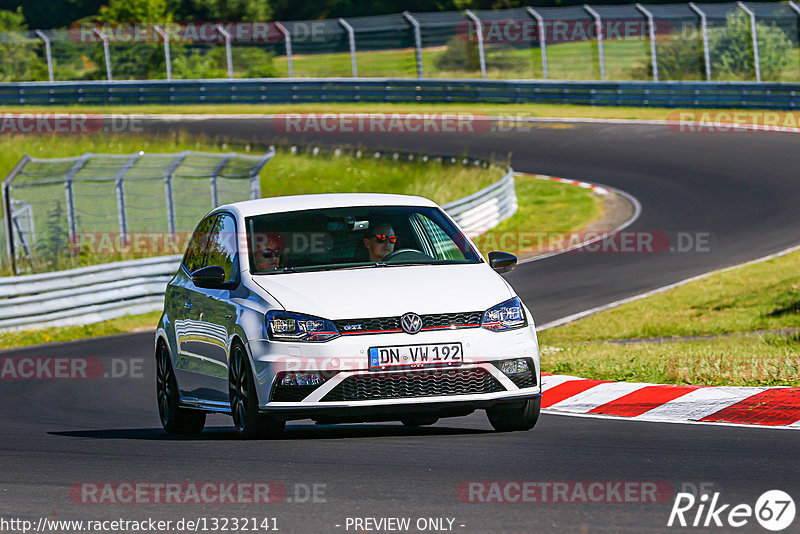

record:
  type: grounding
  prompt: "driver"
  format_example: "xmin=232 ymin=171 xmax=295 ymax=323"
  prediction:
xmin=362 ymin=222 xmax=396 ymax=262
xmin=253 ymin=232 xmax=285 ymax=272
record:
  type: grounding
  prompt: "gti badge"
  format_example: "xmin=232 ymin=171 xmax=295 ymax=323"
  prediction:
xmin=401 ymin=313 xmax=423 ymax=334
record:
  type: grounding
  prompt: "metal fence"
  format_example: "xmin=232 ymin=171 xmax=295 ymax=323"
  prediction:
xmin=2 ymin=150 xmax=274 ymax=274
xmin=2 ymin=2 xmax=800 ymax=83
xmin=0 ymin=161 xmax=517 ymax=331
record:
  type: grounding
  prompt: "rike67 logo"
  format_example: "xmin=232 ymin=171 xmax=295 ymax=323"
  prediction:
xmin=668 ymin=490 xmax=795 ymax=531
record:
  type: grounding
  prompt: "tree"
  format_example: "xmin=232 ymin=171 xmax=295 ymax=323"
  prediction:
xmin=0 ymin=8 xmax=48 ymax=81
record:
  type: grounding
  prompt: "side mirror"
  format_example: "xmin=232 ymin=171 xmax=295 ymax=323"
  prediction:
xmin=488 ymin=251 xmax=517 ymax=274
xmin=191 ymin=265 xmax=232 ymax=289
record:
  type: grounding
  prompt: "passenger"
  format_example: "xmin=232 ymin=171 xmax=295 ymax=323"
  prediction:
xmin=254 ymin=232 xmax=285 ymax=272
xmin=362 ymin=222 xmax=397 ymax=262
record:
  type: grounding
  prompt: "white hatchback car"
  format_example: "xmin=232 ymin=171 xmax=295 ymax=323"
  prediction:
xmin=155 ymin=193 xmax=542 ymax=438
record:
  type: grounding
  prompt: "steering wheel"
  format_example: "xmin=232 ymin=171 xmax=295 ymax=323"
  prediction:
xmin=382 ymin=248 xmax=433 ymax=262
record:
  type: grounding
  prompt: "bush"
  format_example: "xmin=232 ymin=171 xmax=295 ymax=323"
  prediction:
xmin=711 ymin=12 xmax=792 ymax=81
xmin=435 ymin=36 xmax=481 ymax=72
xmin=0 ymin=8 xmax=49 ymax=81
xmin=632 ymin=11 xmax=793 ymax=81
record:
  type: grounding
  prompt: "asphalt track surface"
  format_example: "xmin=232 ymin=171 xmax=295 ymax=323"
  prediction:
xmin=2 ymin=118 xmax=800 ymax=533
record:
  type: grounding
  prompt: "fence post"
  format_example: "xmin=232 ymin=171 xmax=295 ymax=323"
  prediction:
xmin=464 ymin=10 xmax=486 ymax=79
xmin=338 ymin=18 xmax=358 ymax=77
xmin=689 ymin=2 xmax=712 ymax=81
xmin=34 ymin=30 xmax=54 ymax=82
xmin=2 ymin=155 xmax=31 ymax=275
xmin=215 ymin=24 xmax=234 ymax=79
xmin=92 ymin=27 xmax=113 ymax=81
xmin=164 ymin=152 xmax=188 ymax=234
xmin=275 ymin=22 xmax=293 ymax=78
xmin=583 ymin=5 xmax=605 ymax=81
xmin=249 ymin=148 xmax=276 ymax=200
xmin=210 ymin=155 xmax=233 ymax=208
xmin=115 ymin=153 xmax=140 ymax=241
xmin=526 ymin=7 xmax=548 ymax=79
xmin=636 ymin=4 xmax=659 ymax=81
xmin=64 ymin=154 xmax=91 ymax=245
xmin=403 ymin=12 xmax=424 ymax=78
xmin=737 ymin=2 xmax=761 ymax=82
xmin=154 ymin=25 xmax=172 ymax=80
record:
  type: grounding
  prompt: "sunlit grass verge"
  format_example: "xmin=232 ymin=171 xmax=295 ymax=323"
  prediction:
xmin=542 ymin=335 xmax=800 ymax=387
xmin=0 ymin=102 xmax=786 ymax=123
xmin=473 ymin=174 xmax=603 ymax=258
xmin=0 ymin=311 xmax=162 ymax=352
xmin=538 ymin=249 xmax=800 ymax=386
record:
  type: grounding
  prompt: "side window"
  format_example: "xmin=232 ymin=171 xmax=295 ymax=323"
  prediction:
xmin=414 ymin=214 xmax=466 ymax=261
xmin=204 ymin=213 xmax=239 ymax=282
xmin=183 ymin=215 xmax=216 ymax=273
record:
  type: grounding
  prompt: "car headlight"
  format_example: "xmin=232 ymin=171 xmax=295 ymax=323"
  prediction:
xmin=481 ymin=297 xmax=527 ymax=332
xmin=266 ymin=311 xmax=340 ymax=342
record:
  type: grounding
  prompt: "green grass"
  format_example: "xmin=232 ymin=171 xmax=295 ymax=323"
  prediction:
xmin=0 ymin=311 xmax=162 ymax=351
xmin=472 ymin=174 xmax=603 ymax=257
xmin=5 ymin=102 xmax=794 ymax=126
xmin=539 ymin=249 xmax=800 ymax=386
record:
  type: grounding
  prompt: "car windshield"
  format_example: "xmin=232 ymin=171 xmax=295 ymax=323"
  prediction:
xmin=246 ymin=205 xmax=481 ymax=274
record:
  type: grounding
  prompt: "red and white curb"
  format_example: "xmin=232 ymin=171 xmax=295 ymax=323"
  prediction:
xmin=541 ymin=374 xmax=800 ymax=429
xmin=533 ymin=174 xmax=610 ymax=196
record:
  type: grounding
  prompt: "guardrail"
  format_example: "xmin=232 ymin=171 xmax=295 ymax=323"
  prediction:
xmin=0 ymin=161 xmax=516 ymax=332
xmin=1 ymin=79 xmax=800 ymax=109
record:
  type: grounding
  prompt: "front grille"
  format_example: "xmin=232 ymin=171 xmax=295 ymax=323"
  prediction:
xmin=335 ymin=311 xmax=482 ymax=335
xmin=321 ymin=367 xmax=504 ymax=402
xmin=509 ymin=372 xmax=537 ymax=389
xmin=270 ymin=385 xmax=320 ymax=402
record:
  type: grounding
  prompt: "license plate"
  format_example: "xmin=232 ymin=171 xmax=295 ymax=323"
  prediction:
xmin=368 ymin=343 xmax=463 ymax=369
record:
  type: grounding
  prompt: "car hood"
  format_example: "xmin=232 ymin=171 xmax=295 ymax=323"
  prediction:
xmin=252 ymin=263 xmax=514 ymax=319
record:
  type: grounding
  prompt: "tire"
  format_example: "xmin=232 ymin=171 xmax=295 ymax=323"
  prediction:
xmin=401 ymin=415 xmax=439 ymax=427
xmin=156 ymin=343 xmax=206 ymax=435
xmin=486 ymin=397 xmax=541 ymax=432
xmin=229 ymin=342 xmax=285 ymax=440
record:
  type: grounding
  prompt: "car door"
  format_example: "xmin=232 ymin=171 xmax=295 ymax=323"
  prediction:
xmin=173 ymin=214 xmax=218 ymax=400
xmin=185 ymin=212 xmax=240 ymax=404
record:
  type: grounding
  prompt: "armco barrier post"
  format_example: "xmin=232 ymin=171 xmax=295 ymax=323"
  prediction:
xmin=526 ymin=7 xmax=548 ymax=79
xmin=92 ymin=27 xmax=113 ymax=81
xmin=339 ymin=18 xmax=358 ymax=77
xmin=737 ymin=2 xmax=761 ymax=83
xmin=464 ymin=10 xmax=487 ymax=79
xmin=154 ymin=25 xmax=171 ymax=81
xmin=215 ymin=24 xmax=234 ymax=79
xmin=275 ymin=22 xmax=293 ymax=78
xmin=403 ymin=12 xmax=424 ymax=78
xmin=689 ymin=2 xmax=712 ymax=81
xmin=583 ymin=5 xmax=605 ymax=81
xmin=34 ymin=30 xmax=54 ymax=82
xmin=636 ymin=4 xmax=658 ymax=81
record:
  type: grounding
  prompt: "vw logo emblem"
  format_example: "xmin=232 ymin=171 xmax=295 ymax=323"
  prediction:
xmin=401 ymin=313 xmax=423 ymax=334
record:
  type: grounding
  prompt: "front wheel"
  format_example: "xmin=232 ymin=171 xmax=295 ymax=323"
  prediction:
xmin=229 ymin=343 xmax=285 ymax=440
xmin=156 ymin=343 xmax=206 ymax=434
xmin=486 ymin=397 xmax=540 ymax=432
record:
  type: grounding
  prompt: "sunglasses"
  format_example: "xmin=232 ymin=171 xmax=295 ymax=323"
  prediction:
xmin=371 ymin=234 xmax=397 ymax=244
xmin=257 ymin=248 xmax=281 ymax=259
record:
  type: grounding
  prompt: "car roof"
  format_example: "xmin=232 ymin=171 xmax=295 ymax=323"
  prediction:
xmin=217 ymin=193 xmax=440 ymax=218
